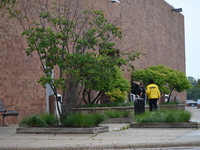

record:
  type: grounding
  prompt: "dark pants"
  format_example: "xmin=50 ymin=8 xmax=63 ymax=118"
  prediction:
xmin=149 ymin=99 xmax=158 ymax=111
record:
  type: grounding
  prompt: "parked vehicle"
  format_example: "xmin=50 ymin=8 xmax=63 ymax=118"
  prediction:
xmin=197 ymin=99 xmax=200 ymax=105
xmin=186 ymin=100 xmax=198 ymax=107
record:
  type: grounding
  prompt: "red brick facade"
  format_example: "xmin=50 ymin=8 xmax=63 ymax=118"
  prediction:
xmin=0 ymin=0 xmax=185 ymax=124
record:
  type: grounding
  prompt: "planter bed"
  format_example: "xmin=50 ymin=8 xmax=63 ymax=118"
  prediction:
xmin=16 ymin=126 xmax=109 ymax=134
xmin=103 ymin=117 xmax=133 ymax=123
xmin=74 ymin=104 xmax=185 ymax=114
xmin=130 ymin=122 xmax=200 ymax=128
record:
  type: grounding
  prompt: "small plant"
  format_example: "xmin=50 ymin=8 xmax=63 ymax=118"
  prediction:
xmin=39 ymin=113 xmax=57 ymax=125
xmin=61 ymin=112 xmax=107 ymax=127
xmin=104 ymin=110 xmax=130 ymax=118
xmin=121 ymin=125 xmax=130 ymax=130
xmin=135 ymin=109 xmax=191 ymax=123
xmin=20 ymin=113 xmax=57 ymax=127
xmin=20 ymin=115 xmax=48 ymax=127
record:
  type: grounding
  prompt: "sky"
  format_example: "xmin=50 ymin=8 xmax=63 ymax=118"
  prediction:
xmin=164 ymin=0 xmax=200 ymax=80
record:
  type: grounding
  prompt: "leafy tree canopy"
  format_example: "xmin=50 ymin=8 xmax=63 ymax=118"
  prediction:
xmin=187 ymin=76 xmax=200 ymax=100
xmin=132 ymin=65 xmax=190 ymax=101
xmin=7 ymin=1 xmax=140 ymax=116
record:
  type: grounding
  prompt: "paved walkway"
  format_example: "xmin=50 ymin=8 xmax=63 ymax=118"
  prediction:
xmin=0 ymin=107 xmax=200 ymax=150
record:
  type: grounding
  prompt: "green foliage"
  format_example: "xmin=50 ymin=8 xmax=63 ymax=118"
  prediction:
xmin=16 ymin=4 xmax=131 ymax=92
xmin=187 ymin=76 xmax=198 ymax=85
xmin=8 ymin=1 xmax=141 ymax=115
xmin=19 ymin=110 xmax=132 ymax=127
xmin=61 ymin=112 xmax=107 ymax=127
xmin=187 ymin=76 xmax=200 ymax=100
xmin=132 ymin=65 xmax=191 ymax=99
xmin=62 ymin=110 xmax=131 ymax=127
xmin=106 ymin=89 xmax=127 ymax=102
xmin=104 ymin=110 xmax=130 ymax=118
xmin=187 ymin=87 xmax=200 ymax=100
xmin=78 ymin=57 xmax=127 ymax=93
xmin=159 ymin=102 xmax=180 ymax=105
xmin=39 ymin=113 xmax=57 ymax=125
xmin=105 ymin=66 xmax=130 ymax=102
xmin=20 ymin=113 xmax=57 ymax=127
xmin=104 ymin=110 xmax=121 ymax=118
xmin=135 ymin=109 xmax=191 ymax=123
xmin=20 ymin=115 xmax=48 ymax=127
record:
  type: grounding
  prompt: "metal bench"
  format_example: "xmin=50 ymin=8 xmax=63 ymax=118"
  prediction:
xmin=0 ymin=99 xmax=19 ymax=126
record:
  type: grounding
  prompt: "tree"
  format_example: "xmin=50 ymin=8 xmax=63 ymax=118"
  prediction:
xmin=132 ymin=65 xmax=190 ymax=102
xmin=187 ymin=76 xmax=197 ymax=86
xmin=187 ymin=76 xmax=200 ymax=100
xmin=8 ymin=0 xmax=140 ymax=118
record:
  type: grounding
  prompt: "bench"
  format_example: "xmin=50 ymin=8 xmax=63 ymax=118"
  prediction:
xmin=0 ymin=99 xmax=19 ymax=126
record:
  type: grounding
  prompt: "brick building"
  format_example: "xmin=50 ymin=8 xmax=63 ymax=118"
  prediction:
xmin=0 ymin=0 xmax=185 ymax=124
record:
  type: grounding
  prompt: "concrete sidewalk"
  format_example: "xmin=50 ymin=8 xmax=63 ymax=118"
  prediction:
xmin=0 ymin=107 xmax=200 ymax=150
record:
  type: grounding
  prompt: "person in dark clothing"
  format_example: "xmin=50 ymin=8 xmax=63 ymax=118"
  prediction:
xmin=131 ymin=81 xmax=140 ymax=96
xmin=139 ymin=83 xmax=146 ymax=101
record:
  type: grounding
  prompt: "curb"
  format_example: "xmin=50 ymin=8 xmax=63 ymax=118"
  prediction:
xmin=1 ymin=141 xmax=200 ymax=150
xmin=16 ymin=126 xmax=109 ymax=134
xmin=130 ymin=122 xmax=200 ymax=128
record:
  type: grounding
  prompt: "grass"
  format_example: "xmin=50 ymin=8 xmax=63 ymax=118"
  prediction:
xmin=20 ymin=115 xmax=48 ymax=127
xmin=135 ymin=109 xmax=191 ymax=123
xmin=20 ymin=113 xmax=57 ymax=127
xmin=20 ymin=108 xmax=190 ymax=127
xmin=104 ymin=110 xmax=130 ymax=118
xmin=61 ymin=112 xmax=107 ymax=127
xmin=159 ymin=102 xmax=180 ymax=105
xmin=20 ymin=110 xmax=132 ymax=127
xmin=61 ymin=110 xmax=131 ymax=127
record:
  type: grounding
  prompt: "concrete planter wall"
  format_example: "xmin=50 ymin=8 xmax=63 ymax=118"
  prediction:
xmin=16 ymin=126 xmax=109 ymax=134
xmin=73 ymin=104 xmax=185 ymax=114
xmin=130 ymin=122 xmax=200 ymax=128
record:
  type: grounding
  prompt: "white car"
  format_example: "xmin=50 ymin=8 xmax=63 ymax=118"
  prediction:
xmin=186 ymin=100 xmax=198 ymax=107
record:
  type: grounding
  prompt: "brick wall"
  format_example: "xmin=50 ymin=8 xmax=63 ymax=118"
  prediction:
xmin=0 ymin=0 xmax=186 ymax=124
xmin=0 ymin=5 xmax=46 ymax=124
xmin=119 ymin=0 xmax=185 ymax=101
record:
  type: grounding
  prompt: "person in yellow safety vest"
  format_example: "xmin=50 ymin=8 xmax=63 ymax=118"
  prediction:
xmin=146 ymin=79 xmax=161 ymax=111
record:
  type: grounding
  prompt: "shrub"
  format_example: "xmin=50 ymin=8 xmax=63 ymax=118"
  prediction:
xmin=135 ymin=109 xmax=191 ymax=123
xmin=106 ymin=88 xmax=127 ymax=102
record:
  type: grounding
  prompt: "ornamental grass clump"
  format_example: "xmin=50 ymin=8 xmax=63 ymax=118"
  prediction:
xmin=39 ymin=113 xmax=57 ymax=125
xmin=104 ymin=110 xmax=131 ymax=118
xmin=20 ymin=115 xmax=48 ymax=127
xmin=20 ymin=113 xmax=57 ymax=127
xmin=61 ymin=112 xmax=107 ymax=127
xmin=135 ymin=109 xmax=191 ymax=123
